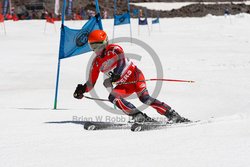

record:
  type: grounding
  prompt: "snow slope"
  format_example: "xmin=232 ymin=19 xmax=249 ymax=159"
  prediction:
xmin=1 ymin=14 xmax=250 ymax=167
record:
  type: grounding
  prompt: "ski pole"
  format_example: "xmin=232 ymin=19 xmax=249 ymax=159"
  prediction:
xmin=115 ymin=78 xmax=195 ymax=85
xmin=81 ymin=78 xmax=195 ymax=101
xmin=83 ymin=95 xmax=109 ymax=102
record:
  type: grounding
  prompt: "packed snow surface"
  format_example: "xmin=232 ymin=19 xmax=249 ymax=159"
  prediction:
xmin=0 ymin=14 xmax=250 ymax=167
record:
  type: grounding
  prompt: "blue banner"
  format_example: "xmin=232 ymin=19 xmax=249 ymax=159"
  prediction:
xmin=114 ymin=12 xmax=130 ymax=26
xmin=54 ymin=0 xmax=103 ymax=109
xmin=113 ymin=0 xmax=130 ymax=26
xmin=59 ymin=13 xmax=103 ymax=59
xmin=139 ymin=17 xmax=148 ymax=25
xmin=152 ymin=18 xmax=159 ymax=24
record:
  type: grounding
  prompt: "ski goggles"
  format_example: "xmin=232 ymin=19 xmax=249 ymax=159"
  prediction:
xmin=89 ymin=41 xmax=107 ymax=51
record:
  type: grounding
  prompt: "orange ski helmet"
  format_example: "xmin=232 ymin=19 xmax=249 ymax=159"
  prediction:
xmin=88 ymin=30 xmax=107 ymax=43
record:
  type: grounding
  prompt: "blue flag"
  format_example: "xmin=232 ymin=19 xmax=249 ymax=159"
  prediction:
xmin=139 ymin=17 xmax=148 ymax=25
xmin=59 ymin=13 xmax=103 ymax=59
xmin=114 ymin=12 xmax=130 ymax=26
xmin=54 ymin=0 xmax=103 ymax=109
xmin=152 ymin=18 xmax=159 ymax=24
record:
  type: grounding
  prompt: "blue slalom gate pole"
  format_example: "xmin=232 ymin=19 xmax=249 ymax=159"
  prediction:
xmin=54 ymin=59 xmax=61 ymax=109
xmin=53 ymin=0 xmax=66 ymax=109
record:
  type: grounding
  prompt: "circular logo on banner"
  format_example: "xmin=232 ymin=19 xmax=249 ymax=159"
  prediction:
xmin=119 ymin=16 xmax=125 ymax=23
xmin=75 ymin=31 xmax=89 ymax=47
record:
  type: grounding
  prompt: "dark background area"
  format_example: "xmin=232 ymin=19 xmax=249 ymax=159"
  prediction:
xmin=2 ymin=0 xmax=250 ymax=19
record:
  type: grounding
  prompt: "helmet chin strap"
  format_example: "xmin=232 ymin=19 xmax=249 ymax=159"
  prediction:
xmin=94 ymin=41 xmax=108 ymax=55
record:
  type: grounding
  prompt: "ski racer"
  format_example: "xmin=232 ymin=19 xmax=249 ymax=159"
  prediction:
xmin=73 ymin=30 xmax=189 ymax=123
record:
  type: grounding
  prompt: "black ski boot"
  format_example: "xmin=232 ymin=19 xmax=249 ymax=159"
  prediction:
xmin=165 ymin=109 xmax=190 ymax=123
xmin=131 ymin=112 xmax=156 ymax=123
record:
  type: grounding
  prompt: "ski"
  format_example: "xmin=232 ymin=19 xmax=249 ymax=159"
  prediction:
xmin=83 ymin=119 xmax=212 ymax=131
xmin=83 ymin=121 xmax=129 ymax=130
xmin=130 ymin=120 xmax=209 ymax=132
xmin=130 ymin=122 xmax=167 ymax=132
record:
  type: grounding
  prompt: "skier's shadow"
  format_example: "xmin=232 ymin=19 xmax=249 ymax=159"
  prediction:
xmin=45 ymin=120 xmax=86 ymax=125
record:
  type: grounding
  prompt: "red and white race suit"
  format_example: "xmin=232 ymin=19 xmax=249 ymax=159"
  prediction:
xmin=84 ymin=44 xmax=171 ymax=115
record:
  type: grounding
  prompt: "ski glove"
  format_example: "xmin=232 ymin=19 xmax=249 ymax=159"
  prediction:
xmin=109 ymin=72 xmax=120 ymax=82
xmin=73 ymin=84 xmax=87 ymax=99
